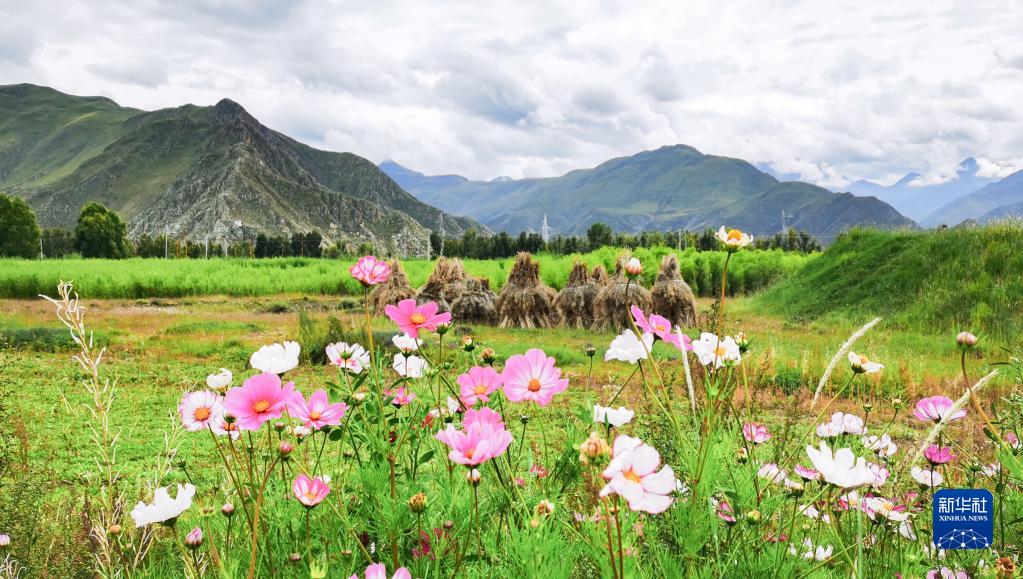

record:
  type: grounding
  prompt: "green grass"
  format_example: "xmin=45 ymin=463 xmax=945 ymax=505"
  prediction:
xmin=755 ymin=224 xmax=1023 ymax=338
xmin=0 ymin=247 xmax=811 ymax=299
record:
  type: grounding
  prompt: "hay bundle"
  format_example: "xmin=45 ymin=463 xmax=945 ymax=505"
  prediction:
xmin=415 ymin=257 xmax=467 ymax=312
xmin=651 ymin=254 xmax=697 ymax=328
xmin=590 ymin=264 xmax=610 ymax=287
xmin=451 ymin=276 xmax=498 ymax=325
xmin=370 ymin=259 xmax=416 ymax=314
xmin=554 ymin=261 xmax=599 ymax=328
xmin=593 ymin=257 xmax=653 ymax=331
xmin=495 ymin=252 xmax=559 ymax=328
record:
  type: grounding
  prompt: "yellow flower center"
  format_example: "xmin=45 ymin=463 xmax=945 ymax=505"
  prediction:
xmin=309 ymin=411 xmax=322 ymax=421
xmin=527 ymin=378 xmax=542 ymax=392
xmin=410 ymin=312 xmax=427 ymax=325
xmin=623 ymin=469 xmax=642 ymax=483
xmin=474 ymin=385 xmax=487 ymax=395
xmin=194 ymin=407 xmax=211 ymax=421
xmin=715 ymin=346 xmax=727 ymax=357
xmin=465 ymin=448 xmax=475 ymax=459
xmin=859 ymin=355 xmax=869 ymax=365
xmin=304 ymin=491 xmax=319 ymax=502
xmin=727 ymin=229 xmax=744 ymax=241
xmin=654 ymin=324 xmax=666 ymax=332
xmin=253 ymin=400 xmax=271 ymax=413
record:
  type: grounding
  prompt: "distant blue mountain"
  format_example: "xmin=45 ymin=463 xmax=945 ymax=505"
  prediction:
xmin=924 ymin=169 xmax=1023 ymax=225
xmin=844 ymin=158 xmax=996 ymax=221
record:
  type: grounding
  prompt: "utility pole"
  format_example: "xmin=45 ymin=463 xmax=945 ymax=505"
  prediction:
xmin=39 ymin=236 xmax=44 ymax=259
xmin=438 ymin=214 xmax=445 ymax=258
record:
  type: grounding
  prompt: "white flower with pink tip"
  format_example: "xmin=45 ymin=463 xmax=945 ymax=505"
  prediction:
xmin=600 ymin=435 xmax=675 ymax=514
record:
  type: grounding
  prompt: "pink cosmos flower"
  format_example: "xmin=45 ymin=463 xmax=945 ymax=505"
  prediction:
xmin=913 ymin=396 xmax=966 ymax=423
xmin=388 ymin=387 xmax=416 ymax=407
xmin=1005 ymin=432 xmax=1020 ymax=449
xmin=435 ymin=408 xmax=513 ymax=466
xmin=711 ymin=497 xmax=736 ymax=523
xmin=530 ymin=463 xmax=549 ymax=478
xmin=349 ymin=256 xmax=391 ymax=286
xmin=631 ymin=305 xmax=692 ymax=351
xmin=742 ymin=423 xmax=771 ymax=445
xmin=349 ymin=563 xmax=412 ymax=579
xmin=179 ymin=391 xmax=225 ymax=432
xmin=288 ymin=389 xmax=348 ymax=430
xmin=794 ymin=465 xmax=820 ymax=481
xmin=457 ymin=366 xmax=503 ymax=407
xmin=325 ymin=342 xmax=370 ymax=374
xmin=223 ymin=373 xmax=296 ymax=431
xmin=868 ymin=462 xmax=890 ymax=487
xmin=926 ymin=568 xmax=968 ymax=579
xmin=600 ymin=435 xmax=676 ymax=514
xmin=292 ymin=474 xmax=330 ymax=508
xmin=384 ymin=299 xmax=451 ymax=339
xmin=502 ymin=348 xmax=569 ymax=407
xmin=923 ymin=445 xmax=955 ymax=465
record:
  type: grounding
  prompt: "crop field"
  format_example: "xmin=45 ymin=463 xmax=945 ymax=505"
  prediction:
xmin=1 ymin=228 xmax=1022 ymax=578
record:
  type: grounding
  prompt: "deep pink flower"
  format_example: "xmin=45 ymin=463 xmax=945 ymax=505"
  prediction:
xmin=712 ymin=498 xmax=736 ymax=523
xmin=293 ymin=474 xmax=330 ymax=508
xmin=350 ymin=256 xmax=391 ymax=286
xmin=223 ymin=373 xmax=296 ymax=431
xmin=742 ymin=423 xmax=771 ymax=445
xmin=502 ymin=348 xmax=569 ymax=407
xmin=384 ymin=299 xmax=452 ymax=339
xmin=1005 ymin=432 xmax=1020 ymax=449
xmin=349 ymin=563 xmax=411 ymax=579
xmin=388 ymin=387 xmax=416 ymax=407
xmin=913 ymin=396 xmax=966 ymax=423
xmin=600 ymin=435 xmax=676 ymax=514
xmin=457 ymin=366 xmax=503 ymax=407
xmin=435 ymin=407 xmax=513 ymax=466
xmin=289 ymin=389 xmax=348 ymax=429
xmin=631 ymin=305 xmax=673 ymax=341
xmin=923 ymin=445 xmax=955 ymax=465
xmin=530 ymin=463 xmax=549 ymax=478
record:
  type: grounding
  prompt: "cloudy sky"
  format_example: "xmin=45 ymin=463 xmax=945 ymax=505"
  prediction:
xmin=3 ymin=0 xmax=1023 ymax=187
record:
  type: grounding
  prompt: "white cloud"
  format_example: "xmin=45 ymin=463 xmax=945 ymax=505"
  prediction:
xmin=1 ymin=0 xmax=1021 ymax=187
xmin=975 ymin=156 xmax=1023 ymax=179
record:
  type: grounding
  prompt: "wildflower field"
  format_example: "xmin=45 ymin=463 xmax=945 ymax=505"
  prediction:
xmin=1 ymin=228 xmax=1023 ymax=579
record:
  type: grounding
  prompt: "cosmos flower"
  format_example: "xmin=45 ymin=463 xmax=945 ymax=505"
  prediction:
xmin=911 ymin=466 xmax=944 ymax=488
xmin=393 ymin=354 xmax=428 ymax=378
xmin=926 ymin=568 xmax=967 ymax=579
xmin=923 ymin=445 xmax=955 ymax=465
xmin=847 ymin=351 xmax=884 ymax=374
xmin=691 ymin=333 xmax=741 ymax=368
xmin=816 ymin=412 xmax=867 ymax=437
xmin=715 ymin=226 xmax=753 ymax=251
xmin=862 ymin=433 xmax=898 ymax=457
xmin=457 ymin=366 xmax=503 ymax=407
xmin=757 ymin=463 xmax=787 ymax=484
xmin=325 ymin=342 xmax=370 ymax=374
xmin=742 ymin=423 xmax=772 ymax=445
xmin=289 ymin=389 xmax=348 ymax=430
xmin=711 ymin=497 xmax=736 ymax=523
xmin=223 ymin=372 xmax=297 ymax=431
xmin=793 ymin=465 xmax=820 ymax=481
xmin=384 ymin=299 xmax=451 ymax=339
xmin=349 ymin=563 xmax=412 ymax=579
xmin=130 ymin=483 xmax=196 ymax=527
xmin=249 ymin=341 xmax=300 ymax=374
xmin=600 ymin=435 xmax=676 ymax=514
xmin=349 ymin=255 xmax=391 ymax=286
xmin=805 ymin=441 xmax=876 ymax=488
xmin=593 ymin=404 xmax=635 ymax=427
xmin=388 ymin=387 xmax=417 ymax=407
xmin=435 ymin=408 xmax=513 ymax=466
xmin=789 ymin=538 xmax=833 ymax=561
xmin=205 ymin=368 xmax=232 ymax=392
xmin=862 ymin=496 xmax=909 ymax=523
xmin=392 ymin=333 xmax=422 ymax=354
xmin=178 ymin=390 xmax=225 ymax=432
xmin=502 ymin=349 xmax=569 ymax=407
xmin=913 ymin=396 xmax=966 ymax=423
xmin=630 ymin=305 xmax=675 ymax=343
xmin=604 ymin=329 xmax=653 ymax=364
xmin=293 ymin=474 xmax=330 ymax=508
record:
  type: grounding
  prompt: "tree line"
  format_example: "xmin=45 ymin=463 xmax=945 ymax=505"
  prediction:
xmin=1 ymin=193 xmax=820 ymax=259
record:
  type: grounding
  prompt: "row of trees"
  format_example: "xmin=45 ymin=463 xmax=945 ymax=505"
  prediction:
xmin=1 ymin=193 xmax=820 ymax=260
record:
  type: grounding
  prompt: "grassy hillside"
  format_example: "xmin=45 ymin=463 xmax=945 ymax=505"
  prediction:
xmin=0 ymin=247 xmax=810 ymax=299
xmin=756 ymin=224 xmax=1023 ymax=337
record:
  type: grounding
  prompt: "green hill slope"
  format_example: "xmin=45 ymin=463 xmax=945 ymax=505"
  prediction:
xmin=756 ymin=224 xmax=1023 ymax=337
xmin=0 ymin=84 xmax=479 ymax=248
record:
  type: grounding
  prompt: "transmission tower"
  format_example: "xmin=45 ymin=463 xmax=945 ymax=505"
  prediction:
xmin=540 ymin=215 xmax=552 ymax=243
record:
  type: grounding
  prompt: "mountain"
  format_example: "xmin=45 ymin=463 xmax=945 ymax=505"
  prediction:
xmin=922 ymin=169 xmax=1023 ymax=226
xmin=845 ymin=158 xmax=996 ymax=221
xmin=382 ymin=145 xmax=915 ymax=243
xmin=0 ymin=83 xmax=479 ymax=246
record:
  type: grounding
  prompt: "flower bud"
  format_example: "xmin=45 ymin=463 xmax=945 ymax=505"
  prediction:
xmin=745 ymin=509 xmax=761 ymax=524
xmin=577 ymin=432 xmax=611 ymax=465
xmin=273 ymin=421 xmax=286 ymax=432
xmin=734 ymin=332 xmax=751 ymax=353
xmin=529 ymin=518 xmax=540 ymax=529
xmin=520 ymin=414 xmax=530 ymax=425
xmin=408 ymin=492 xmax=428 ymax=514
xmin=585 ymin=345 xmax=596 ymax=358
xmin=278 ymin=441 xmax=293 ymax=459
xmin=185 ymin=527 xmax=203 ymax=549
xmin=481 ymin=347 xmax=497 ymax=365
xmin=289 ymin=552 xmax=302 ymax=563
xmin=735 ymin=447 xmax=749 ymax=463
xmin=436 ymin=322 xmax=452 ymax=335
xmin=625 ymin=257 xmax=642 ymax=278
xmin=467 ymin=469 xmax=482 ymax=486
xmin=956 ymin=331 xmax=978 ymax=349
xmin=443 ymin=520 xmax=454 ymax=530
xmin=353 ymin=392 xmax=367 ymax=404
xmin=0 ymin=534 xmax=11 ymax=547
xmin=535 ymin=500 xmax=555 ymax=518
xmin=221 ymin=503 xmax=235 ymax=517
xmin=224 ymin=413 xmax=236 ymax=424
xmin=107 ymin=524 xmax=121 ymax=536
xmin=461 ymin=336 xmax=475 ymax=352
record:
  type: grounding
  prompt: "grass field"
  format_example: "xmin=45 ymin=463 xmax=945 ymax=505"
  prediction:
xmin=0 ymin=246 xmax=811 ymax=299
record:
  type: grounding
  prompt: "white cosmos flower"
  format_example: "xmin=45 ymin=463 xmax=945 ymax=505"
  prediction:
xmin=392 ymin=333 xmax=422 ymax=354
xmin=205 ymin=368 xmax=232 ymax=392
xmin=393 ymin=354 xmax=428 ymax=378
xmin=604 ymin=330 xmax=653 ymax=364
xmin=981 ymin=463 xmax=1000 ymax=477
xmin=593 ymin=404 xmax=635 ymax=427
xmin=911 ymin=466 xmax=943 ymax=488
xmin=805 ymin=441 xmax=876 ymax=489
xmin=130 ymin=483 xmax=196 ymax=527
xmin=868 ymin=462 xmax=890 ymax=487
xmin=862 ymin=497 xmax=909 ymax=522
xmin=249 ymin=341 xmax=300 ymax=374
xmin=715 ymin=226 xmax=754 ymax=251
xmin=757 ymin=463 xmax=787 ymax=484
xmin=816 ymin=412 xmax=867 ymax=437
xmin=789 ymin=539 xmax=833 ymax=561
xmin=848 ymin=351 xmax=884 ymax=374
xmin=862 ymin=433 xmax=898 ymax=457
xmin=691 ymin=333 xmax=741 ymax=368
xmin=293 ymin=425 xmax=312 ymax=439
xmin=178 ymin=391 xmax=225 ymax=432
xmin=429 ymin=396 xmax=461 ymax=418
xmin=798 ymin=504 xmax=831 ymax=524
xmin=325 ymin=342 xmax=370 ymax=374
